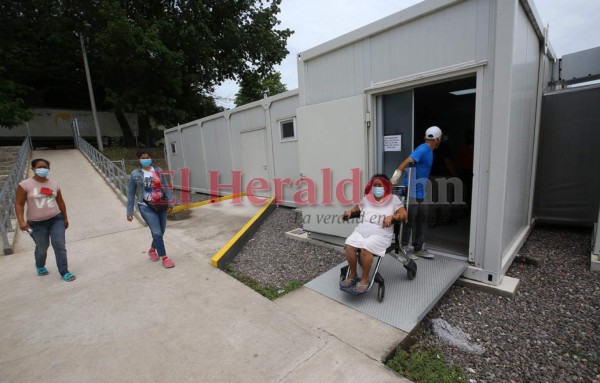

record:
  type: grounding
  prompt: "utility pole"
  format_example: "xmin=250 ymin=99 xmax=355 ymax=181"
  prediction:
xmin=80 ymin=34 xmax=103 ymax=151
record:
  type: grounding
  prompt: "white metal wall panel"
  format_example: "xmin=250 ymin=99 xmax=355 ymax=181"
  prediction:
xmin=180 ymin=124 xmax=208 ymax=191
xmin=229 ymin=105 xmax=266 ymax=132
xmin=297 ymin=95 xmax=366 ymax=238
xmin=303 ymin=0 xmax=485 ymax=105
xmin=369 ymin=33 xmax=391 ymax=87
xmin=230 ymin=106 xmax=267 ymax=177
xmin=269 ymin=95 xmax=300 ymax=206
xmin=501 ymin=3 xmax=540 ymax=254
xmin=164 ymin=130 xmax=184 ymax=187
xmin=480 ymin=0 xmax=516 ymax=283
xmin=240 ymin=129 xmax=270 ymax=197
xmin=164 ymin=91 xmax=299 ymax=200
xmin=201 ymin=118 xmax=234 ymax=194
xmin=305 ymin=45 xmax=358 ymax=105
xmin=474 ymin=0 xmax=491 ymax=63
xmin=229 ymin=105 xmax=266 ymax=166
xmin=385 ymin=1 xmax=478 ymax=82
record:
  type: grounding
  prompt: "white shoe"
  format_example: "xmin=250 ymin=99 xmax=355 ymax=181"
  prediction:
xmin=415 ymin=248 xmax=434 ymax=259
xmin=401 ymin=246 xmax=417 ymax=260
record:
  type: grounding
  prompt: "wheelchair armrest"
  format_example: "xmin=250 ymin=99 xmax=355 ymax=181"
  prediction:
xmin=342 ymin=211 xmax=362 ymax=221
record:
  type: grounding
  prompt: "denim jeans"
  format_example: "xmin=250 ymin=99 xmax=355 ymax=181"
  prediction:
xmin=138 ymin=203 xmax=168 ymax=256
xmin=401 ymin=198 xmax=429 ymax=251
xmin=28 ymin=213 xmax=69 ymax=276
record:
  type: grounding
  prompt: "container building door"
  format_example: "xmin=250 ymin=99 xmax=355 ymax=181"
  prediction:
xmin=297 ymin=95 xmax=367 ymax=239
xmin=240 ymin=128 xmax=270 ymax=198
xmin=377 ymin=91 xmax=414 ymax=175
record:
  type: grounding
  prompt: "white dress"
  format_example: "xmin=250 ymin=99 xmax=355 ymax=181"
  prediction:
xmin=344 ymin=194 xmax=403 ymax=257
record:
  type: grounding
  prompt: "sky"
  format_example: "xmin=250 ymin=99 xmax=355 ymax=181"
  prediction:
xmin=214 ymin=0 xmax=600 ymax=108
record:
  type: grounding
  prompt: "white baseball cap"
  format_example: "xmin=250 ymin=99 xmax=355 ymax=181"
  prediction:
xmin=425 ymin=126 xmax=442 ymax=140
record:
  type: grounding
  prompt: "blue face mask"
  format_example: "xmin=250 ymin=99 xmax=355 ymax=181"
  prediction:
xmin=140 ymin=159 xmax=152 ymax=167
xmin=373 ymin=186 xmax=385 ymax=198
xmin=35 ymin=168 xmax=49 ymax=178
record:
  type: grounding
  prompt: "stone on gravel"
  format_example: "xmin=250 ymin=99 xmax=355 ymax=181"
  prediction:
xmin=431 ymin=318 xmax=485 ymax=354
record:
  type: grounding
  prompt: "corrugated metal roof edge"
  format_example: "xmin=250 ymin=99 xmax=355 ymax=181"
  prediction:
xmin=299 ymin=0 xmax=462 ymax=62
xmin=520 ymin=0 xmax=557 ymax=61
xmin=299 ymin=0 xmax=555 ymax=62
xmin=164 ymin=89 xmax=299 ymax=133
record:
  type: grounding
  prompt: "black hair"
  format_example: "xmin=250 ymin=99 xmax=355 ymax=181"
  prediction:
xmin=31 ymin=158 xmax=50 ymax=168
xmin=136 ymin=150 xmax=152 ymax=158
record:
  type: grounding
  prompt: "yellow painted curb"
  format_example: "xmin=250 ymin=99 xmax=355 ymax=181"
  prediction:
xmin=211 ymin=196 xmax=276 ymax=268
xmin=170 ymin=193 xmax=247 ymax=213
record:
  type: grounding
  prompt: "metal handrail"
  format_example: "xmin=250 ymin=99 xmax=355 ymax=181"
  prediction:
xmin=71 ymin=119 xmax=147 ymax=226
xmin=74 ymin=134 xmax=129 ymax=202
xmin=1 ymin=137 xmax=32 ymax=255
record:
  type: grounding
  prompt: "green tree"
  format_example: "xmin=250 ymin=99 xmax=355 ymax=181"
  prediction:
xmin=234 ymin=71 xmax=288 ymax=106
xmin=0 ymin=0 xmax=292 ymax=144
xmin=0 ymin=68 xmax=33 ymax=127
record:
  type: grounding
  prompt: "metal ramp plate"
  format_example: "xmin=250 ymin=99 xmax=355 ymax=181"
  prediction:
xmin=305 ymin=255 xmax=468 ymax=332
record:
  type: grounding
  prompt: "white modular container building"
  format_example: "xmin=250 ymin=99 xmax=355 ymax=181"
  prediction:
xmin=165 ymin=0 xmax=557 ymax=287
xmin=295 ymin=0 xmax=555 ymax=285
xmin=164 ymin=90 xmax=300 ymax=206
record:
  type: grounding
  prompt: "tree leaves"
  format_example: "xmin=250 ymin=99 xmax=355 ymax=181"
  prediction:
xmin=0 ymin=0 xmax=292 ymax=130
xmin=235 ymin=71 xmax=287 ymax=106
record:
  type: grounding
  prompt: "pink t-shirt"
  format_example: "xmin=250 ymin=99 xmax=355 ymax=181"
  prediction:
xmin=19 ymin=178 xmax=61 ymax=221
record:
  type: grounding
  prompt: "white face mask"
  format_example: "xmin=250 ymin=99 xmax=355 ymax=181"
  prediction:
xmin=373 ymin=186 xmax=385 ymax=198
xmin=35 ymin=168 xmax=49 ymax=177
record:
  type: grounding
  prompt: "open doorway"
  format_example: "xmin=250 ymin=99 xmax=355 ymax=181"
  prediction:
xmin=377 ymin=75 xmax=476 ymax=257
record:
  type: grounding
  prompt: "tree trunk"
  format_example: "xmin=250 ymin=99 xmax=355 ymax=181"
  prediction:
xmin=115 ymin=111 xmax=136 ymax=147
xmin=138 ymin=114 xmax=151 ymax=147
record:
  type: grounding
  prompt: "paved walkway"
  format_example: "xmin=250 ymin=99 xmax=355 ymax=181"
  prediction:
xmin=0 ymin=150 xmax=411 ymax=383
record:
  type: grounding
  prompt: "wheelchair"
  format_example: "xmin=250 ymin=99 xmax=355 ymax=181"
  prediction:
xmin=339 ymin=176 xmax=417 ymax=302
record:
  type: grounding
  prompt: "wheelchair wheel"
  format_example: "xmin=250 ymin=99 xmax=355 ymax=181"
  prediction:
xmin=404 ymin=260 xmax=417 ymax=280
xmin=377 ymin=283 xmax=385 ymax=302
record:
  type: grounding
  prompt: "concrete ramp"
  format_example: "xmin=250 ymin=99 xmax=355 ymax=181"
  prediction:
xmin=13 ymin=149 xmax=144 ymax=254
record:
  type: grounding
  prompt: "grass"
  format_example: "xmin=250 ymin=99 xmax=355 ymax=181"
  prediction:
xmin=386 ymin=345 xmax=467 ymax=383
xmin=224 ymin=265 xmax=303 ymax=300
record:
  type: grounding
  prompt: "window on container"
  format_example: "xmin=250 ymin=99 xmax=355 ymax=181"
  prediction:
xmin=170 ymin=141 xmax=177 ymax=155
xmin=279 ymin=118 xmax=296 ymax=142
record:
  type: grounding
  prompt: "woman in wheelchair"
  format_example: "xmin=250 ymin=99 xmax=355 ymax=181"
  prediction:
xmin=340 ymin=174 xmax=407 ymax=294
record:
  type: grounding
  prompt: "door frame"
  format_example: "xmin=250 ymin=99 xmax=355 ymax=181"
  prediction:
xmin=240 ymin=127 xmax=270 ymax=198
xmin=365 ymin=65 xmax=485 ymax=263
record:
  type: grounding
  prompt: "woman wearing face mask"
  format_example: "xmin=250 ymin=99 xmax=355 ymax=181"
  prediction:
xmin=14 ymin=158 xmax=76 ymax=281
xmin=126 ymin=150 xmax=175 ymax=268
xmin=340 ymin=174 xmax=406 ymax=294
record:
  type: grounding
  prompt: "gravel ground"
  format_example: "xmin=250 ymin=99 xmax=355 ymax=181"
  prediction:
xmin=231 ymin=208 xmax=599 ymax=382
xmin=231 ymin=207 xmax=345 ymax=288
xmin=419 ymin=225 xmax=599 ymax=383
